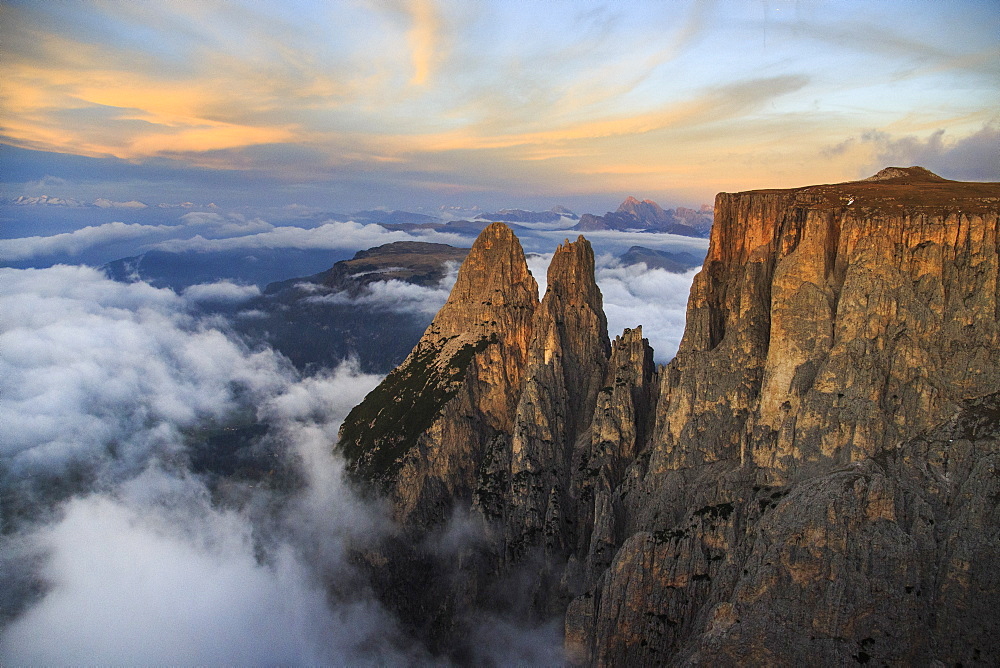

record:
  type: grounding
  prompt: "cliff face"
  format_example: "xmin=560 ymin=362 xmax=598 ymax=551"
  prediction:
xmin=336 ymin=168 xmax=1000 ymax=665
xmin=582 ymin=167 xmax=1000 ymax=666
xmin=657 ymin=169 xmax=1000 ymax=479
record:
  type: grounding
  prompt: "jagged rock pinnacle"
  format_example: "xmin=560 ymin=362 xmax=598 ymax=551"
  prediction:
xmin=337 ymin=222 xmax=538 ymax=522
xmin=430 ymin=221 xmax=538 ymax=340
xmin=506 ymin=234 xmax=611 ymax=562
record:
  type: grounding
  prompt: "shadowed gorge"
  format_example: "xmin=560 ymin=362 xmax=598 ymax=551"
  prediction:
xmin=335 ymin=168 xmax=1000 ymax=665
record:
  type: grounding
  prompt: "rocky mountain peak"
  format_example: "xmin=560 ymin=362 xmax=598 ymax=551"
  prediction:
xmin=546 ymin=236 xmax=602 ymax=300
xmin=616 ymin=195 xmax=669 ymax=222
xmin=433 ymin=221 xmax=537 ymax=336
xmin=576 ymin=195 xmax=704 ymax=236
xmin=338 ymin=222 xmax=538 ymax=511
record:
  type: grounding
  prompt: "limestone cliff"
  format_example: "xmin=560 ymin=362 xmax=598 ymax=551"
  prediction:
xmin=648 ymin=168 xmax=999 ymax=478
xmin=336 ymin=168 xmax=1000 ymax=665
xmin=576 ymin=167 xmax=1000 ymax=665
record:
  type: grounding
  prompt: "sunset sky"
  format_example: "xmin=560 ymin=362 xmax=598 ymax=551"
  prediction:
xmin=2 ymin=0 xmax=998 ymax=212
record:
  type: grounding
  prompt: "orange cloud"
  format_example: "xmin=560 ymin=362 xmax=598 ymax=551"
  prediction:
xmin=406 ymin=0 xmax=440 ymax=86
xmin=127 ymin=124 xmax=296 ymax=157
xmin=373 ymin=75 xmax=809 ymax=156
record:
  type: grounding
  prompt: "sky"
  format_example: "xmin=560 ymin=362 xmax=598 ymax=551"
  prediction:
xmin=1 ymin=0 xmax=998 ymax=213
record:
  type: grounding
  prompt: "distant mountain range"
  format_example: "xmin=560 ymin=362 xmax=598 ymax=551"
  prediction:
xmin=474 ymin=206 xmax=579 ymax=224
xmin=353 ymin=197 xmax=712 ymax=237
xmin=574 ymin=196 xmax=712 ymax=236
xmin=3 ymin=194 xmax=217 ymax=209
xmin=5 ymin=195 xmax=713 ymax=239
xmin=348 ymin=210 xmax=442 ymax=225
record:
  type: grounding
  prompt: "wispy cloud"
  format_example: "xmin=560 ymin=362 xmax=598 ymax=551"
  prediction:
xmin=182 ymin=280 xmax=261 ymax=304
xmin=1 ymin=0 xmax=996 ymax=206
xmin=306 ymin=262 xmax=459 ymax=315
xmin=405 ymin=0 xmax=441 ymax=86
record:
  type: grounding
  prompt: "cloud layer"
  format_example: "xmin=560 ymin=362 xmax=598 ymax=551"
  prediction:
xmin=598 ymin=262 xmax=698 ymax=363
xmin=0 ymin=262 xmax=581 ymax=663
xmin=1 ymin=473 xmax=397 ymax=665
xmin=0 ymin=265 xmax=285 ymax=481
xmin=0 ymin=211 xmax=468 ymax=266
xmin=0 ymin=265 xmax=423 ymax=663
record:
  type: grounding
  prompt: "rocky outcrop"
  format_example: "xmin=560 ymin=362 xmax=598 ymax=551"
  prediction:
xmin=336 ymin=168 xmax=1000 ymax=665
xmin=503 ymin=238 xmax=610 ymax=565
xmin=571 ymin=328 xmax=657 ymax=569
xmin=263 ymin=241 xmax=469 ymax=296
xmin=338 ymin=222 xmax=537 ymax=525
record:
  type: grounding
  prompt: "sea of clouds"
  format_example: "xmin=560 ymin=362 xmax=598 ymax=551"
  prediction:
xmin=0 ymin=209 xmax=699 ymax=662
xmin=0 ymin=265 xmax=421 ymax=663
xmin=0 ymin=262 xmax=600 ymax=664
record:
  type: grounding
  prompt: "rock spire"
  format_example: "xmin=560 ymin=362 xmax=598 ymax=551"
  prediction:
xmin=338 ymin=222 xmax=538 ymax=524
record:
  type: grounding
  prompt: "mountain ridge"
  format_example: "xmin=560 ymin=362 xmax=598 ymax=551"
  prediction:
xmin=575 ymin=196 xmax=709 ymax=236
xmin=334 ymin=167 xmax=1000 ymax=664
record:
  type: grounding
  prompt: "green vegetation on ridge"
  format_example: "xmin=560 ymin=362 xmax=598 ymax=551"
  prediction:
xmin=338 ymin=334 xmax=497 ymax=484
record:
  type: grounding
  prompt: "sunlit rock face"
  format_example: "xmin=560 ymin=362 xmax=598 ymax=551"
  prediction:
xmin=650 ymin=167 xmax=1000 ymax=479
xmin=583 ymin=168 xmax=1000 ymax=666
xmin=337 ymin=170 xmax=1000 ymax=666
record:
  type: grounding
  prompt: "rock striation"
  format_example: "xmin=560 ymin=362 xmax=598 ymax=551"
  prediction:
xmin=336 ymin=168 xmax=1000 ymax=665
